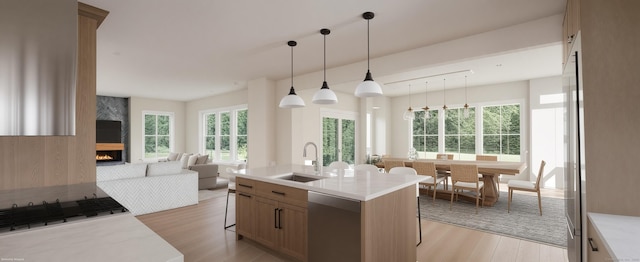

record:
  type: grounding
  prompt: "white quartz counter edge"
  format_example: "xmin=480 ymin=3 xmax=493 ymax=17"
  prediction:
xmin=235 ymin=167 xmax=425 ymax=201
xmin=0 ymin=213 xmax=183 ymax=262
xmin=588 ymin=212 xmax=640 ymax=261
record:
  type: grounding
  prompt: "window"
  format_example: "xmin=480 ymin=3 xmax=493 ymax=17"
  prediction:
xmin=445 ymin=107 xmax=476 ymax=159
xmin=144 ymin=112 xmax=173 ymax=160
xmin=201 ymin=106 xmax=248 ymax=162
xmin=483 ymin=104 xmax=520 ymax=161
xmin=413 ymin=110 xmax=438 ymax=158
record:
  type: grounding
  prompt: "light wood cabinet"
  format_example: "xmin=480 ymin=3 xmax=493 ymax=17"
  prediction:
xmin=236 ymin=177 xmax=256 ymax=238
xmin=236 ymin=177 xmax=308 ymax=261
xmin=235 ymin=192 xmax=255 ymax=238
xmin=586 ymin=220 xmax=611 ymax=262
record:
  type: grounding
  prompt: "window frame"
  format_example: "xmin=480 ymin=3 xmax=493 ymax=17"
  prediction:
xmin=409 ymin=100 xmax=524 ymax=162
xmin=142 ymin=111 xmax=175 ymax=161
xmin=199 ymin=104 xmax=248 ymax=164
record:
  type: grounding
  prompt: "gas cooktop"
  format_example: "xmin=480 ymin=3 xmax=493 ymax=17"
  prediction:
xmin=0 ymin=183 xmax=127 ymax=233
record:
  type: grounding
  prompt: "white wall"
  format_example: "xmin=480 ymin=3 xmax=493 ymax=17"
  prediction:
xmin=529 ymin=76 xmax=564 ymax=188
xmin=129 ymin=97 xmax=186 ymax=163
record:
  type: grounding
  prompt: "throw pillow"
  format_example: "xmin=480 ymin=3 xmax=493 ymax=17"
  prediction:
xmin=167 ymin=152 xmax=179 ymax=161
xmin=187 ymin=154 xmax=199 ymax=167
xmin=196 ymin=154 xmax=209 ymax=165
xmin=180 ymin=153 xmax=192 ymax=169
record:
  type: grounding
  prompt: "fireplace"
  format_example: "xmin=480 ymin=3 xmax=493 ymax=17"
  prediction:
xmin=96 ymin=120 xmax=124 ymax=165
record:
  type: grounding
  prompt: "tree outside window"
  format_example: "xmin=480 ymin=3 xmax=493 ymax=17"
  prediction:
xmin=483 ymin=104 xmax=520 ymax=161
xmin=236 ymin=109 xmax=248 ymax=161
xmin=144 ymin=113 xmax=172 ymax=159
xmin=445 ymin=107 xmax=475 ymax=160
xmin=413 ymin=110 xmax=438 ymax=158
xmin=201 ymin=106 xmax=248 ymax=162
xmin=204 ymin=114 xmax=216 ymax=158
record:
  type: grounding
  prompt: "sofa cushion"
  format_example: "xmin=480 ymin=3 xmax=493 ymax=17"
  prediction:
xmin=187 ymin=154 xmax=199 ymax=167
xmin=196 ymin=154 xmax=209 ymax=165
xmin=167 ymin=152 xmax=180 ymax=161
xmin=179 ymin=154 xmax=192 ymax=169
xmin=96 ymin=163 xmax=148 ymax=182
xmin=147 ymin=161 xmax=182 ymax=177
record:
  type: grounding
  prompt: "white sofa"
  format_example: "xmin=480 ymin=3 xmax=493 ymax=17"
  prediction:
xmin=97 ymin=161 xmax=198 ymax=216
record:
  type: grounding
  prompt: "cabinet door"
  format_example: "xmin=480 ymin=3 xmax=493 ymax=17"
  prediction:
xmin=254 ymin=196 xmax=278 ymax=249
xmin=236 ymin=192 xmax=255 ymax=239
xmin=587 ymin=221 xmax=611 ymax=262
xmin=278 ymin=202 xmax=308 ymax=261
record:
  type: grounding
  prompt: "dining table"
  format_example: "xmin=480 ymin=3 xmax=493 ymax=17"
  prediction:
xmin=376 ymin=158 xmax=527 ymax=206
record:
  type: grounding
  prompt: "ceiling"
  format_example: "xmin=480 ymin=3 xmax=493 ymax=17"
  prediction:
xmin=82 ymin=0 xmax=566 ymax=101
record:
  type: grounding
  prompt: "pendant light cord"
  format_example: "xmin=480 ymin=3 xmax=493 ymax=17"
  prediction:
xmin=324 ymin=33 xmax=327 ymax=81
xmin=464 ymin=75 xmax=468 ymax=104
xmin=367 ymin=19 xmax=370 ymax=70
xmin=291 ymin=45 xmax=294 ymax=87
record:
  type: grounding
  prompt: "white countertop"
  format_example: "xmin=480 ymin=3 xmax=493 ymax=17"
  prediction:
xmin=235 ymin=165 xmax=425 ymax=201
xmin=0 ymin=213 xmax=183 ymax=262
xmin=588 ymin=212 xmax=640 ymax=261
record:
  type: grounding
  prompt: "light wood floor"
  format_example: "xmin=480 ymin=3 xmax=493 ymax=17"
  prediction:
xmin=137 ymin=187 xmax=568 ymax=262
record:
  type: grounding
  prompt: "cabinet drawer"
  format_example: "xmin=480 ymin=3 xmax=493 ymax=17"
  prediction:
xmin=255 ymin=180 xmax=308 ymax=207
xmin=236 ymin=177 xmax=255 ymax=194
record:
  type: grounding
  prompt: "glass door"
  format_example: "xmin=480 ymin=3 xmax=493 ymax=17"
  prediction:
xmin=322 ymin=112 xmax=356 ymax=166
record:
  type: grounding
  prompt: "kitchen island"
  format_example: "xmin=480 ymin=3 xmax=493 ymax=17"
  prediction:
xmin=234 ymin=165 xmax=425 ymax=262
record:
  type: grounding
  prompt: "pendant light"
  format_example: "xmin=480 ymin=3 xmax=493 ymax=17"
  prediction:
xmin=312 ymin=28 xmax=338 ymax=104
xmin=403 ymin=84 xmax=415 ymax=120
xmin=421 ymin=81 xmax=431 ymax=119
xmin=354 ymin=12 xmax=383 ymax=97
xmin=279 ymin=41 xmax=305 ymax=108
xmin=463 ymin=75 xmax=470 ymax=118
xmin=442 ymin=78 xmax=448 ymax=110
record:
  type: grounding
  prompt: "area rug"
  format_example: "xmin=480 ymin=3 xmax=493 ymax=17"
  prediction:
xmin=419 ymin=193 xmax=567 ymax=247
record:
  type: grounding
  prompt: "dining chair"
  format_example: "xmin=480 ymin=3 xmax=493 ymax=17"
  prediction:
xmin=449 ymin=164 xmax=485 ymax=214
xmin=412 ymin=161 xmax=445 ymax=202
xmin=508 ymin=160 xmax=546 ymax=215
xmin=224 ymin=163 xmax=246 ymax=229
xmin=436 ymin=153 xmax=454 ymax=160
xmin=328 ymin=161 xmax=350 ymax=170
xmin=476 ymin=155 xmax=499 ymax=190
xmin=435 ymin=154 xmax=453 ymax=189
xmin=383 ymin=160 xmax=405 ymax=173
xmin=388 ymin=166 xmax=422 ymax=246
xmin=354 ymin=164 xmax=380 ymax=173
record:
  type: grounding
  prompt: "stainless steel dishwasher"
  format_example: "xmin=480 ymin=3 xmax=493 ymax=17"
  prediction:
xmin=308 ymin=191 xmax=361 ymax=262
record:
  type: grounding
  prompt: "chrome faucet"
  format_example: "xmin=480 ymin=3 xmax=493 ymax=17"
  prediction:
xmin=303 ymin=142 xmax=319 ymax=172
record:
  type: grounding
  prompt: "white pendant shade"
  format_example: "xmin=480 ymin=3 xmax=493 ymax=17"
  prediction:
xmin=355 ymin=12 xmax=383 ymax=98
xmin=355 ymin=79 xmax=383 ymax=97
xmin=279 ymin=92 xmax=305 ymax=108
xmin=312 ymin=85 xmax=338 ymax=104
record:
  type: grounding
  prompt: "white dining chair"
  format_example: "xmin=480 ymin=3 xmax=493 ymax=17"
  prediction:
xmin=354 ymin=164 xmax=380 ymax=173
xmin=328 ymin=161 xmax=350 ymax=170
xmin=388 ymin=166 xmax=422 ymax=246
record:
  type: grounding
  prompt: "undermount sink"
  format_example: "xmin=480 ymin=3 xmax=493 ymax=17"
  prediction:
xmin=275 ymin=173 xmax=325 ymax=183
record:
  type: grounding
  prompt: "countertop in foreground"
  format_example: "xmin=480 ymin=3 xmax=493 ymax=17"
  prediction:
xmin=588 ymin=212 xmax=640 ymax=261
xmin=234 ymin=165 xmax=425 ymax=201
xmin=0 ymin=214 xmax=183 ymax=262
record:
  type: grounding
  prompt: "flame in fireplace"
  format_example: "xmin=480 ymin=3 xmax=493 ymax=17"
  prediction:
xmin=96 ymin=154 xmax=114 ymax=160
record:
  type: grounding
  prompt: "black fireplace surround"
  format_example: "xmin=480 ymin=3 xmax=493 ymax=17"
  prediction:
xmin=96 ymin=120 xmax=124 ymax=165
